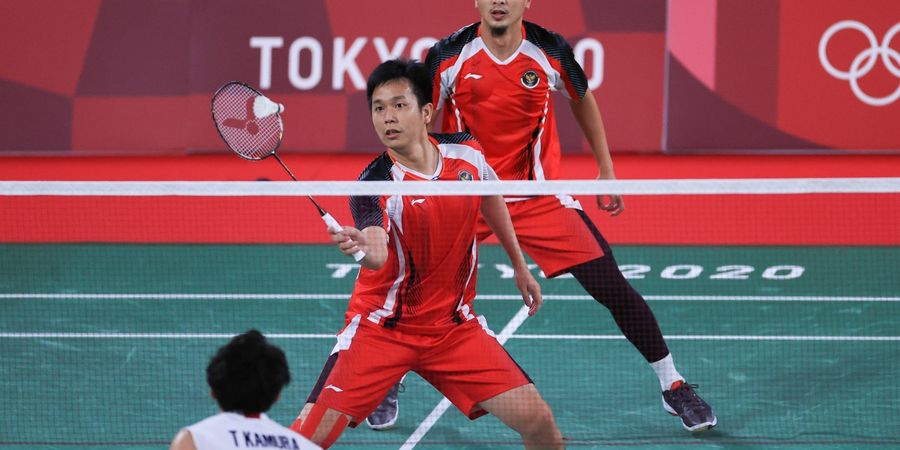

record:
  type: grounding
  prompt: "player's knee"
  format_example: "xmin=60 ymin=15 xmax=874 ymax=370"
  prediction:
xmin=572 ymin=256 xmax=641 ymax=308
xmin=518 ymin=402 xmax=559 ymax=441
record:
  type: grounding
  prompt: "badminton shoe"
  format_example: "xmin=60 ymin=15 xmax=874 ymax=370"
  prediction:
xmin=662 ymin=381 xmax=717 ymax=432
xmin=366 ymin=381 xmax=403 ymax=430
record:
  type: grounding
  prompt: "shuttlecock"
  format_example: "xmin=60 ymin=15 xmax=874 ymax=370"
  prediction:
xmin=253 ymin=95 xmax=284 ymax=119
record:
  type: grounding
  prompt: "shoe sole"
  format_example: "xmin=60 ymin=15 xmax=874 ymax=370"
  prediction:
xmin=366 ymin=404 xmax=399 ymax=431
xmin=662 ymin=398 xmax=717 ymax=433
xmin=685 ymin=416 xmax=717 ymax=433
xmin=366 ymin=421 xmax=396 ymax=431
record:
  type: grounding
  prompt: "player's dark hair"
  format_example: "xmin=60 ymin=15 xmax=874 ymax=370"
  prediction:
xmin=366 ymin=59 xmax=433 ymax=109
xmin=206 ymin=329 xmax=291 ymax=414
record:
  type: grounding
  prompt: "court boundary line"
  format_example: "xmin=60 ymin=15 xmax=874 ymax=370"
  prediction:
xmin=511 ymin=334 xmax=900 ymax=341
xmin=2 ymin=293 xmax=899 ymax=302
xmin=0 ymin=332 xmax=897 ymax=341
xmin=0 ymin=333 xmax=335 ymax=339
xmin=3 ymin=438 xmax=900 ymax=447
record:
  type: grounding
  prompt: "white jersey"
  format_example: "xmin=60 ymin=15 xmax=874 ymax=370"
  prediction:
xmin=185 ymin=412 xmax=320 ymax=450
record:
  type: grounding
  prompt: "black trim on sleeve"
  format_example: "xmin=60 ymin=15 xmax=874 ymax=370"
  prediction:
xmin=350 ymin=152 xmax=393 ymax=230
xmin=426 ymin=23 xmax=480 ymax=79
xmin=523 ymin=21 xmax=588 ymax=99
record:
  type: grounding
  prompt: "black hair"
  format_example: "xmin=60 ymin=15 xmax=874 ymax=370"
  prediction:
xmin=366 ymin=59 xmax=433 ymax=109
xmin=206 ymin=329 xmax=291 ymax=414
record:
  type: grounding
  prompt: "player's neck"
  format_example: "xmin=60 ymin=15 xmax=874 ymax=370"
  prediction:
xmin=480 ymin=21 xmax=523 ymax=61
xmin=390 ymin=136 xmax=439 ymax=176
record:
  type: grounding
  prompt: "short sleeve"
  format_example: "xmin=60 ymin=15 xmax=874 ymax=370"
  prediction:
xmin=350 ymin=195 xmax=387 ymax=231
xmin=551 ymin=35 xmax=588 ymax=101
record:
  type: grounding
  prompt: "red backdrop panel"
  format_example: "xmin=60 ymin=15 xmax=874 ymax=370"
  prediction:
xmin=1 ymin=1 xmax=898 ymax=153
xmin=777 ymin=0 xmax=900 ymax=149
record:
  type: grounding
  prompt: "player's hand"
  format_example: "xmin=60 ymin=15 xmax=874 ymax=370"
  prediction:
xmin=331 ymin=226 xmax=365 ymax=257
xmin=514 ymin=268 xmax=543 ymax=316
xmin=596 ymin=173 xmax=625 ymax=216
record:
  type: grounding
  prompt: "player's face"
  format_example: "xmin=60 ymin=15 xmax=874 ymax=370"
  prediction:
xmin=370 ymin=79 xmax=432 ymax=151
xmin=476 ymin=0 xmax=530 ymax=33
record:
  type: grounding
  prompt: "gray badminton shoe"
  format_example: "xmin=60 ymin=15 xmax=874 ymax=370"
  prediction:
xmin=662 ymin=381 xmax=717 ymax=432
xmin=366 ymin=382 xmax=403 ymax=430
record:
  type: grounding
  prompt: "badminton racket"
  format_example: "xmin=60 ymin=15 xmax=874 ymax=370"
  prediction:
xmin=210 ymin=81 xmax=365 ymax=261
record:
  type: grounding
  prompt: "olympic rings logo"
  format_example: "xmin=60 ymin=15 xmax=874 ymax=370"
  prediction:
xmin=818 ymin=20 xmax=900 ymax=107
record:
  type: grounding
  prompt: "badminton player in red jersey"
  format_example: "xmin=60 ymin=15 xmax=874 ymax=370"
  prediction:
xmin=289 ymin=59 xmax=563 ymax=450
xmin=367 ymin=0 xmax=717 ymax=434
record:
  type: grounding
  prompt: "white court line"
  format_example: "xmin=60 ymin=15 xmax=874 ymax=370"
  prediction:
xmin=0 ymin=332 xmax=896 ymax=341
xmin=511 ymin=334 xmax=900 ymax=342
xmin=0 ymin=333 xmax=335 ymax=339
xmin=399 ymin=306 xmax=532 ymax=450
xmin=2 ymin=293 xmax=899 ymax=302
xmin=485 ymin=295 xmax=900 ymax=302
xmin=647 ymin=295 xmax=900 ymax=302
xmin=0 ymin=293 xmax=351 ymax=300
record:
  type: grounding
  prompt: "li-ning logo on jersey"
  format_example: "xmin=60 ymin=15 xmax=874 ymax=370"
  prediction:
xmin=458 ymin=170 xmax=474 ymax=181
xmin=521 ymin=70 xmax=539 ymax=88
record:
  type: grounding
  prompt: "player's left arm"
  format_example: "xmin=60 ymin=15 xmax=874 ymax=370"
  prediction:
xmin=549 ymin=26 xmax=625 ymax=216
xmin=569 ymin=91 xmax=624 ymax=216
xmin=479 ymin=195 xmax=542 ymax=316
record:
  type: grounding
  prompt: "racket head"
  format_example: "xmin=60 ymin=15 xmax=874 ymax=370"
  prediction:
xmin=210 ymin=81 xmax=283 ymax=160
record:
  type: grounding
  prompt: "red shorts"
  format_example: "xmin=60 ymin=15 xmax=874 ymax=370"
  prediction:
xmin=477 ymin=195 xmax=606 ymax=277
xmin=307 ymin=314 xmax=531 ymax=426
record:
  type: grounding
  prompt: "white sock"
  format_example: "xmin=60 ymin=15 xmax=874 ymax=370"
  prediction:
xmin=649 ymin=354 xmax=684 ymax=391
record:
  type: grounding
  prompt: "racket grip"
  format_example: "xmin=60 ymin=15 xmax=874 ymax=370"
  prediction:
xmin=321 ymin=212 xmax=366 ymax=262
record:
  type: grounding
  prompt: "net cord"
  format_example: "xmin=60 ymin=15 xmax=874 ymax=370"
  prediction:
xmin=1 ymin=178 xmax=899 ymax=196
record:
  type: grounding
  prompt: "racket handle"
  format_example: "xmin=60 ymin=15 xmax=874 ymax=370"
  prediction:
xmin=321 ymin=212 xmax=366 ymax=262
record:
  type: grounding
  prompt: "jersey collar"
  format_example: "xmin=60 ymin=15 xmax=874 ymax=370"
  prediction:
xmin=476 ymin=23 xmax=527 ymax=40
xmin=476 ymin=23 xmax=527 ymax=65
xmin=386 ymin=136 xmax=443 ymax=181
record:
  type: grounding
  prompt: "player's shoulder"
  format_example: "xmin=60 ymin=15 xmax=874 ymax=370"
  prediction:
xmin=432 ymin=132 xmax=488 ymax=176
xmin=523 ymin=21 xmax=573 ymax=55
xmin=435 ymin=22 xmax=480 ymax=50
xmin=428 ymin=22 xmax=480 ymax=62
xmin=188 ymin=412 xmax=226 ymax=429
xmin=357 ymin=152 xmax=394 ymax=182
xmin=431 ymin=132 xmax=482 ymax=151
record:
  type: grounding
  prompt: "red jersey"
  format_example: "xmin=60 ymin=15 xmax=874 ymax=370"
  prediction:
xmin=346 ymin=133 xmax=498 ymax=333
xmin=426 ymin=22 xmax=588 ymax=181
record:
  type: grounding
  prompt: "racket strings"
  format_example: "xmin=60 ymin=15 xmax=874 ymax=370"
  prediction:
xmin=212 ymin=83 xmax=282 ymax=160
